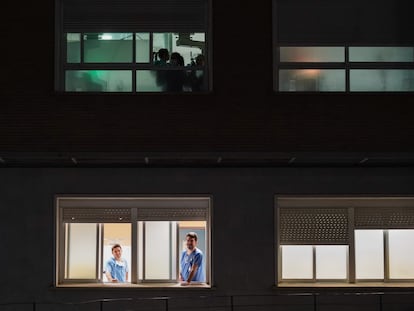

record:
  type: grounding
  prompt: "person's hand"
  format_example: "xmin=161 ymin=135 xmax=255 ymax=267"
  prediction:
xmin=180 ymin=281 xmax=190 ymax=286
xmin=111 ymin=279 xmax=118 ymax=283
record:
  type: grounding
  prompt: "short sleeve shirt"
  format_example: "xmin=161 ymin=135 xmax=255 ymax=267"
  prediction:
xmin=180 ymin=248 xmax=205 ymax=282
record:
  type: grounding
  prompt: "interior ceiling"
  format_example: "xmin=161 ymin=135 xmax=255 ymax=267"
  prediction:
xmin=1 ymin=152 xmax=414 ymax=167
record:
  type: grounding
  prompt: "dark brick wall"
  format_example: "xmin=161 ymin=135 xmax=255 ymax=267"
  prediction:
xmin=1 ymin=0 xmax=414 ymax=153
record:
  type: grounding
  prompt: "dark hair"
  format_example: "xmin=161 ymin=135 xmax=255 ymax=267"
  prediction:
xmin=157 ymin=48 xmax=169 ymax=60
xmin=186 ymin=232 xmax=198 ymax=241
xmin=111 ymin=244 xmax=122 ymax=251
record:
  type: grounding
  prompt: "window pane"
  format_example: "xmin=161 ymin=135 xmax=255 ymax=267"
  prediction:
xmin=136 ymin=70 xmax=165 ymax=92
xmin=279 ymin=69 xmax=345 ymax=91
xmin=355 ymin=230 xmax=384 ymax=279
xmin=144 ymin=221 xmax=172 ymax=280
xmin=65 ymin=70 xmax=132 ymax=92
xmin=280 ymin=47 xmax=344 ymax=63
xmin=281 ymin=245 xmax=313 ymax=279
xmin=66 ymin=223 xmax=97 ymax=279
xmin=315 ymin=245 xmax=347 ymax=279
xmin=103 ymin=224 xmax=131 ymax=282
xmin=349 ymin=47 xmax=414 ymax=62
xmin=350 ymin=70 xmax=414 ymax=91
xmin=67 ymin=33 xmax=80 ymax=63
xmin=136 ymin=33 xmax=150 ymax=63
xmin=84 ymin=33 xmax=133 ymax=63
xmin=153 ymin=33 xmax=205 ymax=66
xmin=389 ymin=230 xmax=414 ymax=279
xmin=179 ymin=221 xmax=207 ymax=282
xmin=136 ymin=70 xmax=191 ymax=92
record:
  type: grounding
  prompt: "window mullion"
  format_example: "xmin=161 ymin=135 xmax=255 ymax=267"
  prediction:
xmin=312 ymin=245 xmax=316 ymax=282
xmin=384 ymin=230 xmax=390 ymax=282
xmin=98 ymin=223 xmax=103 ymax=282
xmin=348 ymin=207 xmax=355 ymax=283
xmin=131 ymin=208 xmax=138 ymax=283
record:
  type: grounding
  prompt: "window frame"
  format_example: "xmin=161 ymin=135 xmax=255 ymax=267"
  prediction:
xmin=275 ymin=196 xmax=414 ymax=287
xmin=54 ymin=0 xmax=212 ymax=93
xmin=274 ymin=45 xmax=414 ymax=92
xmin=55 ymin=195 xmax=212 ymax=288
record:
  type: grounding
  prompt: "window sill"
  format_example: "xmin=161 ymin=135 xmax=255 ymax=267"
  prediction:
xmin=277 ymin=282 xmax=414 ymax=288
xmin=56 ymin=282 xmax=211 ymax=289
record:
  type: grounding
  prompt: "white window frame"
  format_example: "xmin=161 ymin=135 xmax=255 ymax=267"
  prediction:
xmin=275 ymin=196 xmax=414 ymax=287
xmin=55 ymin=195 xmax=212 ymax=287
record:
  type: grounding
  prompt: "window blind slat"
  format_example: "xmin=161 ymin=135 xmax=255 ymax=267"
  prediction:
xmin=137 ymin=207 xmax=207 ymax=221
xmin=279 ymin=208 xmax=349 ymax=245
xmin=63 ymin=208 xmax=131 ymax=222
xmin=355 ymin=207 xmax=414 ymax=229
xmin=61 ymin=0 xmax=208 ymax=32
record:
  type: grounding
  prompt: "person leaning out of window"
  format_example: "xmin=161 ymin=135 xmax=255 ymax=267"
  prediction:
xmin=104 ymin=244 xmax=129 ymax=282
xmin=180 ymin=232 xmax=205 ymax=286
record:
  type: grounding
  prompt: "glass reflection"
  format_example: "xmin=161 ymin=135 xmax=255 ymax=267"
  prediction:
xmin=84 ymin=33 xmax=133 ymax=63
xmin=65 ymin=70 xmax=132 ymax=92
xmin=67 ymin=33 xmax=80 ymax=63
xmin=279 ymin=69 xmax=345 ymax=91
xmin=280 ymin=47 xmax=344 ymax=63
xmin=136 ymin=33 xmax=150 ymax=63
xmin=349 ymin=47 xmax=414 ymax=62
xmin=137 ymin=70 xmax=206 ymax=92
xmin=350 ymin=70 xmax=414 ymax=91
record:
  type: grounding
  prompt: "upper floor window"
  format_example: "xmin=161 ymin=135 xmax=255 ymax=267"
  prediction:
xmin=273 ymin=0 xmax=414 ymax=92
xmin=276 ymin=196 xmax=414 ymax=286
xmin=55 ymin=0 xmax=211 ymax=93
xmin=55 ymin=196 xmax=211 ymax=287
xmin=276 ymin=46 xmax=414 ymax=92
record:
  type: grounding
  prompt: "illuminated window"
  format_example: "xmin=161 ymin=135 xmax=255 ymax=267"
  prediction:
xmin=56 ymin=196 xmax=211 ymax=287
xmin=276 ymin=196 xmax=414 ymax=285
xmin=56 ymin=0 xmax=210 ymax=93
xmin=273 ymin=0 xmax=414 ymax=92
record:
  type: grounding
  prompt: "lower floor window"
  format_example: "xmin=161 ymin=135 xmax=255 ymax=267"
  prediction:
xmin=276 ymin=196 xmax=414 ymax=285
xmin=56 ymin=196 xmax=211 ymax=287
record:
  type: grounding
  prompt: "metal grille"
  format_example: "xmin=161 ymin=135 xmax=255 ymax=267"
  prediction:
xmin=279 ymin=208 xmax=349 ymax=244
xmin=61 ymin=0 xmax=208 ymax=32
xmin=137 ymin=207 xmax=207 ymax=221
xmin=62 ymin=208 xmax=131 ymax=222
xmin=355 ymin=207 xmax=414 ymax=229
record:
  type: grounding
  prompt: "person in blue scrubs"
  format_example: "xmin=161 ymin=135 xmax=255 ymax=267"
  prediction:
xmin=180 ymin=232 xmax=205 ymax=285
xmin=105 ymin=244 xmax=129 ymax=282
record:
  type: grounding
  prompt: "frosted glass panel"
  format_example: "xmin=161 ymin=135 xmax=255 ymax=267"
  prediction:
xmin=84 ymin=33 xmax=132 ymax=63
xmin=65 ymin=70 xmax=132 ymax=92
xmin=280 ymin=47 xmax=344 ymax=62
xmin=349 ymin=47 xmax=414 ymax=62
xmin=315 ymin=245 xmax=347 ymax=279
xmin=279 ymin=69 xmax=345 ymax=91
xmin=389 ymin=230 xmax=414 ymax=279
xmin=355 ymin=230 xmax=384 ymax=279
xmin=67 ymin=33 xmax=80 ymax=63
xmin=350 ymin=70 xmax=414 ymax=91
xmin=281 ymin=245 xmax=313 ymax=279
xmin=136 ymin=33 xmax=150 ymax=63
xmin=103 ymin=224 xmax=131 ymax=282
xmin=145 ymin=221 xmax=170 ymax=280
xmin=66 ymin=223 xmax=97 ymax=279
